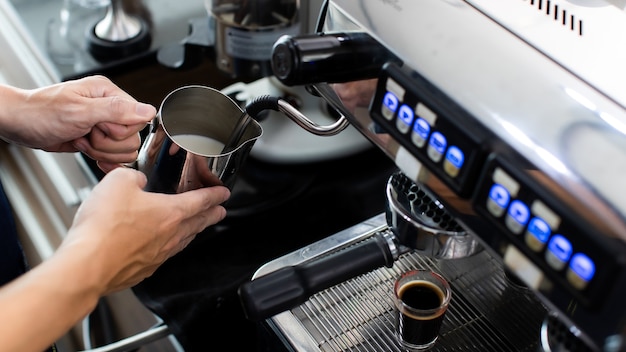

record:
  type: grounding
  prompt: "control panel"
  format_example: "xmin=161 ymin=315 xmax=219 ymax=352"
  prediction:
xmin=369 ymin=63 xmax=488 ymax=197
xmin=473 ymin=155 xmax=619 ymax=307
xmin=369 ymin=62 xmax=624 ymax=310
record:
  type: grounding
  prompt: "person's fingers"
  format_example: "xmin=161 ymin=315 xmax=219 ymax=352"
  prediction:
xmin=107 ymin=167 xmax=148 ymax=189
xmin=174 ymin=186 xmax=231 ymax=231
xmin=96 ymin=161 xmax=125 ymax=174
xmin=186 ymin=186 xmax=231 ymax=210
xmin=78 ymin=76 xmax=136 ymax=101
xmin=90 ymin=125 xmax=142 ymax=152
xmin=67 ymin=76 xmax=155 ymax=129
xmin=73 ymin=125 xmax=142 ymax=164
xmin=96 ymin=121 xmax=149 ymax=141
xmin=80 ymin=95 xmax=156 ymax=127
xmin=75 ymin=143 xmax=139 ymax=165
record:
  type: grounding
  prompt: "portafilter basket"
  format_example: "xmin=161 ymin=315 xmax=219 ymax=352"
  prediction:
xmin=386 ymin=171 xmax=482 ymax=259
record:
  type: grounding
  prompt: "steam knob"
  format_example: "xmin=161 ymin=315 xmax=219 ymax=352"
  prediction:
xmin=271 ymin=32 xmax=401 ymax=86
xmin=87 ymin=0 xmax=151 ymax=61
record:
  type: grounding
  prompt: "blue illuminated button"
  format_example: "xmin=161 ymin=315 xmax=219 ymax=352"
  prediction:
xmin=545 ymin=234 xmax=573 ymax=271
xmin=396 ymin=104 xmax=414 ymax=134
xmin=443 ymin=146 xmax=464 ymax=178
xmin=525 ymin=217 xmax=551 ymax=252
xmin=382 ymin=92 xmax=399 ymax=120
xmin=567 ymin=253 xmax=595 ymax=290
xmin=411 ymin=118 xmax=431 ymax=148
xmin=505 ymin=200 xmax=530 ymax=234
xmin=487 ymin=184 xmax=510 ymax=217
xmin=427 ymin=131 xmax=447 ymax=162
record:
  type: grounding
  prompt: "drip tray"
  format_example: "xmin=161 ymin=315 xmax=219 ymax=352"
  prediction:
xmin=258 ymin=215 xmax=547 ymax=351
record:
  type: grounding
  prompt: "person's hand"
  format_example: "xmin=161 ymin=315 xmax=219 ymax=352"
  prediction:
xmin=0 ymin=76 xmax=155 ymax=173
xmin=56 ymin=167 xmax=230 ymax=295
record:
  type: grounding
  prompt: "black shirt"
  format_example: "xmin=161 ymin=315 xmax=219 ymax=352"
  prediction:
xmin=0 ymin=180 xmax=57 ymax=351
xmin=0 ymin=180 xmax=27 ymax=286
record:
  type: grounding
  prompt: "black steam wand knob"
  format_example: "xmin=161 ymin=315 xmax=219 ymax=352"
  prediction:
xmin=87 ymin=0 xmax=151 ymax=61
xmin=271 ymin=32 xmax=402 ymax=86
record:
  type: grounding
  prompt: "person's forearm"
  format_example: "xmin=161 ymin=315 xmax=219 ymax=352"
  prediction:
xmin=0 ymin=84 xmax=27 ymax=144
xmin=0 ymin=247 xmax=102 ymax=352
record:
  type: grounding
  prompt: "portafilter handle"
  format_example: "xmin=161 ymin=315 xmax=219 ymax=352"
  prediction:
xmin=238 ymin=231 xmax=399 ymax=322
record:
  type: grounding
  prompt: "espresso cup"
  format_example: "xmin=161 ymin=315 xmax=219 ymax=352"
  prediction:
xmin=393 ymin=269 xmax=451 ymax=350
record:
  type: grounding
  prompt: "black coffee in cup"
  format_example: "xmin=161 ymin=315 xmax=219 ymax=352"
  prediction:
xmin=397 ymin=280 xmax=446 ymax=346
xmin=393 ymin=270 xmax=451 ymax=351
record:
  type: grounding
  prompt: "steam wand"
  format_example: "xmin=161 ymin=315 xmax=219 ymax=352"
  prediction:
xmin=220 ymin=95 xmax=351 ymax=154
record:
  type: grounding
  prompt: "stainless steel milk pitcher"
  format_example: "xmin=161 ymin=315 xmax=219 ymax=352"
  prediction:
xmin=136 ymin=85 xmax=263 ymax=193
xmin=136 ymin=84 xmax=351 ymax=193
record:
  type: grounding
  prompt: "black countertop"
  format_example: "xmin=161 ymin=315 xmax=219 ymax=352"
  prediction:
xmin=132 ymin=145 xmax=398 ymax=351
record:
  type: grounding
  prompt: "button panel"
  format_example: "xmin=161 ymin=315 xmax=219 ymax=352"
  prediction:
xmin=368 ymin=62 xmax=622 ymax=309
xmin=474 ymin=156 xmax=618 ymax=305
xmin=370 ymin=63 xmax=487 ymax=197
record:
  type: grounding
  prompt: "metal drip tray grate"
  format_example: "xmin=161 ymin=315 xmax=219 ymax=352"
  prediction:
xmin=279 ymin=229 xmax=547 ymax=351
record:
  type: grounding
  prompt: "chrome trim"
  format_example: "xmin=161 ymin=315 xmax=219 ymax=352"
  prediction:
xmin=254 ymin=213 xmax=388 ymax=278
xmin=79 ymin=324 xmax=171 ymax=352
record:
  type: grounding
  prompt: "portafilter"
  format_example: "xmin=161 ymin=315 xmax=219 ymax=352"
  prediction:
xmin=238 ymin=171 xmax=482 ymax=321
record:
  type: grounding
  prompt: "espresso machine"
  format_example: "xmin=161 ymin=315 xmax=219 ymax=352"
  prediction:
xmin=237 ymin=0 xmax=626 ymax=351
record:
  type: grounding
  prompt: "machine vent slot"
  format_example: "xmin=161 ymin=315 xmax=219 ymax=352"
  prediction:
xmin=527 ymin=0 xmax=583 ymax=36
